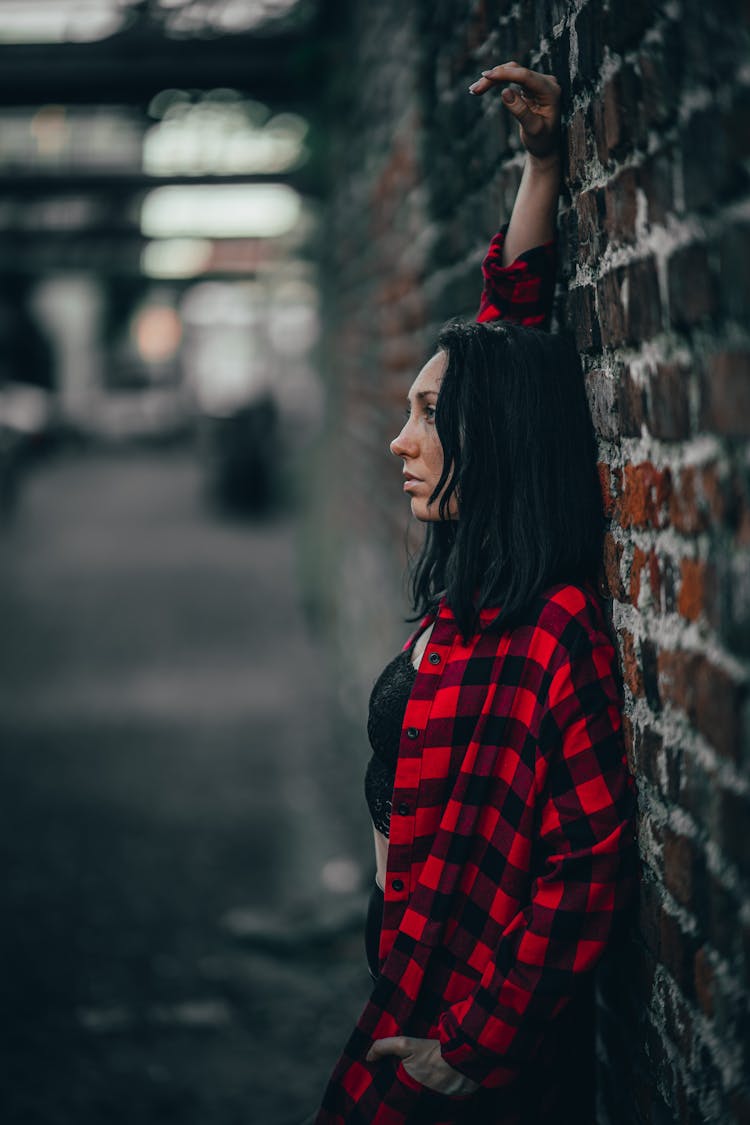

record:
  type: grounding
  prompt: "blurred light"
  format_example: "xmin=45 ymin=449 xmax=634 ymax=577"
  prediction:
xmin=0 ymin=0 xmax=132 ymax=44
xmin=0 ymin=107 xmax=142 ymax=171
xmin=162 ymin=0 xmax=303 ymax=35
xmin=180 ymin=282 xmax=261 ymax=327
xmin=140 ymin=185 xmax=301 ymax=239
xmin=0 ymin=0 xmax=308 ymax=43
xmin=268 ymin=280 xmax=319 ymax=356
xmin=143 ymin=96 xmax=308 ymax=177
xmin=132 ymin=306 xmax=182 ymax=364
xmin=29 ymin=106 xmax=69 ymax=157
xmin=141 ymin=239 xmax=213 ymax=279
xmin=320 ymin=858 xmax=362 ymax=894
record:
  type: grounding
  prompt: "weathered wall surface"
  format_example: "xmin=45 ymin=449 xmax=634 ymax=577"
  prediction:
xmin=314 ymin=1 xmax=750 ymax=1119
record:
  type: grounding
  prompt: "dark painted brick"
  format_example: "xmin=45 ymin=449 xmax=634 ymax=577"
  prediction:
xmin=668 ymin=243 xmax=718 ymax=329
xmin=700 ymin=350 xmax=750 ymax=437
xmin=649 ymin=361 xmax=692 ymax=440
xmin=605 ymin=167 xmax=638 ymax=244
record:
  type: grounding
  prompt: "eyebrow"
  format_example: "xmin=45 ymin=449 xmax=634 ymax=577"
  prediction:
xmin=407 ymin=389 xmax=438 ymax=402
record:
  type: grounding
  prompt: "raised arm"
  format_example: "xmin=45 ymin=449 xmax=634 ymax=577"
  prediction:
xmin=470 ymin=63 xmax=562 ymax=265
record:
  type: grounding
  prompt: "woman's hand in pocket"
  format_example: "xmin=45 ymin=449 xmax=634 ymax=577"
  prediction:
xmin=366 ymin=1036 xmax=480 ymax=1096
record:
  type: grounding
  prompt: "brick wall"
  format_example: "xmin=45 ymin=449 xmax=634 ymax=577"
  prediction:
xmin=313 ymin=1 xmax=750 ymax=1119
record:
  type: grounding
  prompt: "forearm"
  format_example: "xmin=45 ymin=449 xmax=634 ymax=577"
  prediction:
xmin=501 ymin=153 xmax=561 ymax=266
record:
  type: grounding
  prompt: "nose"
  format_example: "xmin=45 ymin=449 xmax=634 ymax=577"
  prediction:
xmin=393 ymin=420 xmax=416 ymax=459
xmin=390 ymin=418 xmax=418 ymax=459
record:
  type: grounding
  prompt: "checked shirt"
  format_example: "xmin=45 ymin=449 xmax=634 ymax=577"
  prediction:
xmin=315 ymin=226 xmax=638 ymax=1125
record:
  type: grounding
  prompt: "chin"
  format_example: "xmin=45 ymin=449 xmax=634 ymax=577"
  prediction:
xmin=411 ymin=501 xmax=441 ymax=523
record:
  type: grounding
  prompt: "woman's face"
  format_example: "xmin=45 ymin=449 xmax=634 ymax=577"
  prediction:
xmin=389 ymin=351 xmax=458 ymax=522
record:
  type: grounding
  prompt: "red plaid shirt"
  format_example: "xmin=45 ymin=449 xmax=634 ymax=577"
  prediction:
xmin=315 ymin=228 xmax=637 ymax=1124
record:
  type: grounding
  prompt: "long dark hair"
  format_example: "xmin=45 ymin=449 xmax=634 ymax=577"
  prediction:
xmin=409 ymin=319 xmax=603 ymax=639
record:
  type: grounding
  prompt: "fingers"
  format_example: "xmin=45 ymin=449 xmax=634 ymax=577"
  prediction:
xmin=469 ymin=61 xmax=560 ymax=100
xmin=468 ymin=60 xmax=520 ymax=95
xmin=366 ymin=1036 xmax=412 ymax=1062
xmin=501 ymin=87 xmax=546 ymax=134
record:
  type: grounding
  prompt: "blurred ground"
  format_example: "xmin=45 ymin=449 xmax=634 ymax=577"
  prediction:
xmin=0 ymin=445 xmax=371 ymax=1125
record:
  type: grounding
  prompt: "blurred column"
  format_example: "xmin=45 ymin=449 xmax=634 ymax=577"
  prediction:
xmin=31 ymin=274 xmax=103 ymax=428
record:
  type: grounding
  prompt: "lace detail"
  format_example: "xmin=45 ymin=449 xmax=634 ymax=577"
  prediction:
xmin=364 ymin=649 xmax=417 ymax=838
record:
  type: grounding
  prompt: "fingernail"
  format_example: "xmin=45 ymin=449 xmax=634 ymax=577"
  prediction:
xmin=503 ymin=89 xmax=517 ymax=102
xmin=481 ymin=70 xmax=492 ymax=76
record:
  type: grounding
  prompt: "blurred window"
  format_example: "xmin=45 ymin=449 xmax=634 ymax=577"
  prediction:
xmin=144 ymin=92 xmax=308 ymax=177
xmin=0 ymin=0 xmax=310 ymax=43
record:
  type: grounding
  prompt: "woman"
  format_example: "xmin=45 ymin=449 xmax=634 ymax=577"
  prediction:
xmin=314 ymin=63 xmax=637 ymax=1125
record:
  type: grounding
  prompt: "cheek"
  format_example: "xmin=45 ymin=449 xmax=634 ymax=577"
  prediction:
xmin=426 ymin=431 xmax=446 ymax=472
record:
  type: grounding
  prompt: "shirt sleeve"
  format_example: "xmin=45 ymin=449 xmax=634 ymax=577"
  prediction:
xmin=476 ymin=221 xmax=557 ymax=330
xmin=436 ymin=625 xmax=638 ymax=1088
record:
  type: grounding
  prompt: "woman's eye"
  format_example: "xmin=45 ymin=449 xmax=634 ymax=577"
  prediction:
xmin=425 ymin=406 xmax=436 ymax=421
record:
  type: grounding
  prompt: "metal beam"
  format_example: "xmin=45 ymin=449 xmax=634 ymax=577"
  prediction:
xmin=0 ymin=168 xmax=325 ymax=198
xmin=0 ymin=28 xmax=330 ymax=109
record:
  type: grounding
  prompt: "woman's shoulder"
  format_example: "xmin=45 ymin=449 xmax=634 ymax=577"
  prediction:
xmin=528 ymin=580 xmax=614 ymax=653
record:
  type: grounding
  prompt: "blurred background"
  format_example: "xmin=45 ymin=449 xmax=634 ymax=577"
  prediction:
xmin=2 ymin=1 xmax=748 ymax=1123
xmin=0 ymin=3 xmax=374 ymax=1124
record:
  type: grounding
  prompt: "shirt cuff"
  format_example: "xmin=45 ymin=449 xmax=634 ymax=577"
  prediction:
xmin=477 ymin=221 xmax=557 ymax=327
xmin=438 ymin=1010 xmax=518 ymax=1088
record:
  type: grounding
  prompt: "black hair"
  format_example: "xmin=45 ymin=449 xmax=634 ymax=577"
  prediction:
xmin=409 ymin=319 xmax=604 ymax=639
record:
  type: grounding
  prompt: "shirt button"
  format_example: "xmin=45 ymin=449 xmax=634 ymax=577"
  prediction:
xmin=392 ymin=878 xmax=404 ymax=891
xmin=428 ymin=652 xmax=441 ymax=665
xmin=397 ymin=802 xmax=410 ymax=816
xmin=406 ymin=727 xmax=419 ymax=739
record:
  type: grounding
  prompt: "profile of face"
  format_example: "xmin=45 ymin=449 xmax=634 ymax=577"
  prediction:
xmin=389 ymin=351 xmax=459 ymax=522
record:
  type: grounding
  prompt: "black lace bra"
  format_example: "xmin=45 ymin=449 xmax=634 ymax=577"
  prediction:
xmin=363 ymin=646 xmax=418 ymax=837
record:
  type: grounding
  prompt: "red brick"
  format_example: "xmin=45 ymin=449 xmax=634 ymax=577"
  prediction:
xmin=619 ymin=629 xmax=644 ymax=697
xmin=604 ymin=167 xmax=638 ymax=244
xmin=700 ymin=350 xmax=750 ymax=437
xmin=629 ymin=545 xmax=661 ymax=607
xmin=618 ymin=368 xmax=646 ymax=436
xmin=669 ymin=464 xmax=727 ymax=534
xmin=618 ymin=461 xmax=671 ymax=529
xmin=598 ymin=461 xmax=621 ymax=517
xmin=603 ymin=531 xmax=626 ymax=600
xmin=630 ymin=545 xmax=648 ymax=604
xmin=678 ymin=558 xmax=707 ymax=621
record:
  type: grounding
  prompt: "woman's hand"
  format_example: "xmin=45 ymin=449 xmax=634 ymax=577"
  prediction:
xmin=469 ymin=62 xmax=561 ymax=166
xmin=366 ymin=1035 xmax=480 ymax=1096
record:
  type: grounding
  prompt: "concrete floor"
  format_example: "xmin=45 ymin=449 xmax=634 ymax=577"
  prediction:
xmin=0 ymin=445 xmax=372 ymax=1125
